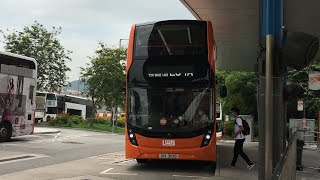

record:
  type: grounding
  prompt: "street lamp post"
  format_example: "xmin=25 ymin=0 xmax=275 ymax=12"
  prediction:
xmin=111 ymin=38 xmax=129 ymax=133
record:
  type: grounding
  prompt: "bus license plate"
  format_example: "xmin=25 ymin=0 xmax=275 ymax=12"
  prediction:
xmin=159 ymin=154 xmax=179 ymax=159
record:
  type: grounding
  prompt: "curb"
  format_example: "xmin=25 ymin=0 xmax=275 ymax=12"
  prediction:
xmin=33 ymin=130 xmax=61 ymax=135
xmin=34 ymin=125 xmax=124 ymax=135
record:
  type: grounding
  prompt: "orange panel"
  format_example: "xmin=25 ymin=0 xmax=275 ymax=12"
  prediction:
xmin=126 ymin=134 xmax=216 ymax=162
xmin=125 ymin=128 xmax=141 ymax=159
xmin=136 ymin=134 xmax=203 ymax=148
xmin=126 ymin=25 xmax=135 ymax=73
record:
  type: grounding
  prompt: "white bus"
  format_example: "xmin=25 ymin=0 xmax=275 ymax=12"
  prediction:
xmin=35 ymin=92 xmax=58 ymax=122
xmin=62 ymin=94 xmax=93 ymax=119
xmin=0 ymin=51 xmax=37 ymax=142
xmin=35 ymin=92 xmax=93 ymax=121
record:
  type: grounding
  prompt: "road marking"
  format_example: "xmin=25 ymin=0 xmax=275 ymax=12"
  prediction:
xmin=0 ymin=154 xmax=49 ymax=164
xmin=113 ymin=159 xmax=134 ymax=164
xmin=101 ymin=173 xmax=138 ymax=176
xmin=29 ymin=141 xmax=43 ymax=144
xmin=172 ymin=175 xmax=208 ymax=178
xmin=52 ymin=132 xmax=61 ymax=141
xmin=90 ymin=151 xmax=125 ymax=159
xmin=99 ymin=168 xmax=114 ymax=174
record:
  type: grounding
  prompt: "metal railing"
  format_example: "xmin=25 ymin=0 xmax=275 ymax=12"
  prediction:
xmin=272 ymin=133 xmax=297 ymax=180
xmin=296 ymin=130 xmax=320 ymax=148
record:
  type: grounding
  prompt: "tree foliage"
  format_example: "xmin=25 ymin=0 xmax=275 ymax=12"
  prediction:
xmin=1 ymin=21 xmax=71 ymax=92
xmin=217 ymin=71 xmax=258 ymax=119
xmin=287 ymin=58 xmax=320 ymax=119
xmin=81 ymin=43 xmax=126 ymax=117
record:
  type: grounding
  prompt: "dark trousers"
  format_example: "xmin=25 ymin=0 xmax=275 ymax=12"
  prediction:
xmin=231 ymin=138 xmax=253 ymax=166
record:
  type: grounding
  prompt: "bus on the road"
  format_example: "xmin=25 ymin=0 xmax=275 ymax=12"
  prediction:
xmin=125 ymin=20 xmax=217 ymax=170
xmin=35 ymin=92 xmax=93 ymax=121
xmin=0 ymin=51 xmax=37 ymax=142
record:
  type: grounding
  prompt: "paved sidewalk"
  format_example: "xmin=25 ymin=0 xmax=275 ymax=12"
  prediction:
xmin=33 ymin=127 xmax=61 ymax=134
xmin=296 ymin=147 xmax=320 ymax=179
xmin=215 ymin=141 xmax=259 ymax=179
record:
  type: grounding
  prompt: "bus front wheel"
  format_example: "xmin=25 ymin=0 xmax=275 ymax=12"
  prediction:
xmin=0 ymin=122 xmax=12 ymax=142
xmin=136 ymin=159 xmax=148 ymax=163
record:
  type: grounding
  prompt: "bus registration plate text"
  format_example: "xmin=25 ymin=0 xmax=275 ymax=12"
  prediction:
xmin=159 ymin=154 xmax=179 ymax=159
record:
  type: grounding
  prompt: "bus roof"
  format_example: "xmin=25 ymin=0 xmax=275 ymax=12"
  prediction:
xmin=36 ymin=91 xmax=57 ymax=95
xmin=58 ymin=94 xmax=91 ymax=101
xmin=134 ymin=20 xmax=208 ymax=27
xmin=0 ymin=51 xmax=37 ymax=68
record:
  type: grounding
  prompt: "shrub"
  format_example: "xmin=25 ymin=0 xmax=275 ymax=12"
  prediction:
xmin=85 ymin=117 xmax=110 ymax=125
xmin=85 ymin=117 xmax=95 ymax=125
xmin=66 ymin=120 xmax=73 ymax=127
xmin=48 ymin=119 xmax=58 ymax=126
xmin=55 ymin=113 xmax=69 ymax=124
xmin=96 ymin=117 xmax=110 ymax=124
xmin=117 ymin=117 xmax=125 ymax=127
xmin=68 ymin=115 xmax=84 ymax=125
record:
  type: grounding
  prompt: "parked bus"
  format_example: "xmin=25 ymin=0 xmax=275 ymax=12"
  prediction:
xmin=35 ymin=92 xmax=47 ymax=122
xmin=0 ymin=51 xmax=37 ymax=142
xmin=60 ymin=94 xmax=93 ymax=119
xmin=46 ymin=92 xmax=58 ymax=120
xmin=216 ymin=103 xmax=223 ymax=140
xmin=35 ymin=92 xmax=58 ymax=121
xmin=35 ymin=92 xmax=93 ymax=120
xmin=125 ymin=20 xmax=217 ymax=170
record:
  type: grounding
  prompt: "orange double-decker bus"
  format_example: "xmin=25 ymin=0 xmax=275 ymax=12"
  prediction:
xmin=125 ymin=20 xmax=217 ymax=170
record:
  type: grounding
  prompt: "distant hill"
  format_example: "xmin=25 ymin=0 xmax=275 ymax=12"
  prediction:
xmin=62 ymin=80 xmax=87 ymax=92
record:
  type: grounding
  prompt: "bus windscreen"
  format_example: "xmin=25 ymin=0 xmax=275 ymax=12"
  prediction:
xmin=134 ymin=22 xmax=207 ymax=57
xmin=128 ymin=87 xmax=212 ymax=133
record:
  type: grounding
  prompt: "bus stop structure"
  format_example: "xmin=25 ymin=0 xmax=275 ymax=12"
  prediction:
xmin=181 ymin=0 xmax=320 ymax=179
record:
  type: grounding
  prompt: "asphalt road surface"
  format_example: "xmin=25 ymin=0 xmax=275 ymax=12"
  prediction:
xmin=0 ymin=128 xmax=260 ymax=180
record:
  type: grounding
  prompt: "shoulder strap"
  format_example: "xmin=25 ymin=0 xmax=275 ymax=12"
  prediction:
xmin=235 ymin=116 xmax=245 ymax=137
xmin=235 ymin=116 xmax=243 ymax=126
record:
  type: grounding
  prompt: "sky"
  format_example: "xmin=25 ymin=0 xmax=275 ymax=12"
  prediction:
xmin=0 ymin=0 xmax=194 ymax=81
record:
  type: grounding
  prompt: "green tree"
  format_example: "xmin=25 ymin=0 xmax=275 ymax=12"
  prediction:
xmin=287 ymin=58 xmax=320 ymax=119
xmin=1 ymin=22 xmax=71 ymax=92
xmin=217 ymin=71 xmax=258 ymax=119
xmin=81 ymin=43 xmax=126 ymax=124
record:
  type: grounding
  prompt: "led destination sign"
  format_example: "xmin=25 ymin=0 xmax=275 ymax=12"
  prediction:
xmin=145 ymin=65 xmax=195 ymax=79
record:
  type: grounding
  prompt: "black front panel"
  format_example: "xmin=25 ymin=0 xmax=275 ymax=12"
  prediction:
xmin=128 ymin=56 xmax=212 ymax=86
xmin=134 ymin=20 xmax=207 ymax=59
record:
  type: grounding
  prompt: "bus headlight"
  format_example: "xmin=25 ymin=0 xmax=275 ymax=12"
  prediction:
xmin=201 ymin=130 xmax=213 ymax=147
xmin=128 ymin=129 xmax=138 ymax=146
xmin=205 ymin=134 xmax=211 ymax=140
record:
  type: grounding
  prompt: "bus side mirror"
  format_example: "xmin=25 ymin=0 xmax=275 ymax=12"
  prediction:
xmin=220 ymin=85 xmax=227 ymax=97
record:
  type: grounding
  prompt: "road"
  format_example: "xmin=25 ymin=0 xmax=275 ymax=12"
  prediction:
xmin=0 ymin=128 xmax=123 ymax=178
xmin=0 ymin=128 xmax=260 ymax=180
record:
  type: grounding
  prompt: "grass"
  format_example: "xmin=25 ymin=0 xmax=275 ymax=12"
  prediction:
xmin=72 ymin=123 xmax=125 ymax=134
xmin=36 ymin=122 xmax=125 ymax=134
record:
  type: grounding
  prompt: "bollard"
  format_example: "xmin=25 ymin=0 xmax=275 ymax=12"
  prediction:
xmin=296 ymin=139 xmax=304 ymax=171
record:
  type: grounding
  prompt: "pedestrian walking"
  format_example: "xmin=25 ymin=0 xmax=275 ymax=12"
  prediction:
xmin=226 ymin=107 xmax=255 ymax=170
